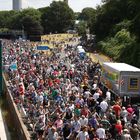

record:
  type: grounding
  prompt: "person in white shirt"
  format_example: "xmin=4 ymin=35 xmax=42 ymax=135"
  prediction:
xmin=76 ymin=126 xmax=89 ymax=140
xmin=96 ymin=124 xmax=106 ymax=140
xmin=84 ymin=90 xmax=91 ymax=98
xmin=92 ymin=82 xmax=97 ymax=90
xmin=100 ymin=100 xmax=108 ymax=112
xmin=120 ymin=107 xmax=128 ymax=123
xmin=121 ymin=129 xmax=133 ymax=140
xmin=72 ymin=116 xmax=81 ymax=134
xmin=100 ymin=100 xmax=108 ymax=117
xmin=37 ymin=92 xmax=44 ymax=106
xmin=106 ymin=89 xmax=111 ymax=102
xmin=93 ymin=91 xmax=100 ymax=101
xmin=79 ymin=115 xmax=88 ymax=127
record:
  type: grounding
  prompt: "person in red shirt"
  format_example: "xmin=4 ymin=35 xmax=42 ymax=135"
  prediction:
xmin=19 ymin=83 xmax=25 ymax=102
xmin=127 ymin=104 xmax=134 ymax=121
xmin=127 ymin=105 xmax=133 ymax=114
xmin=113 ymin=102 xmax=121 ymax=119
xmin=81 ymin=105 xmax=91 ymax=118
xmin=115 ymin=120 xmax=122 ymax=136
xmin=48 ymin=78 xmax=53 ymax=87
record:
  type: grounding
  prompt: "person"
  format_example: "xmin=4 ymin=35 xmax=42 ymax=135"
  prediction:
xmin=71 ymin=116 xmax=81 ymax=137
xmin=64 ymin=106 xmax=73 ymax=121
xmin=48 ymin=127 xmax=59 ymax=140
xmin=62 ymin=123 xmax=72 ymax=140
xmin=108 ymin=109 xmax=117 ymax=125
xmin=129 ymin=124 xmax=139 ymax=140
xmin=127 ymin=104 xmax=134 ymax=121
xmin=100 ymin=116 xmax=111 ymax=130
xmin=115 ymin=120 xmax=122 ymax=137
xmin=131 ymin=114 xmax=138 ymax=127
xmin=120 ymin=107 xmax=128 ymax=123
xmin=121 ymin=129 xmax=133 ymax=140
xmin=106 ymin=89 xmax=111 ymax=104
xmin=109 ymin=124 xmax=118 ymax=140
xmin=81 ymin=105 xmax=91 ymax=118
xmin=88 ymin=115 xmax=98 ymax=129
xmin=18 ymin=83 xmax=25 ymax=102
xmin=54 ymin=115 xmax=63 ymax=131
xmin=99 ymin=100 xmax=108 ymax=117
xmin=79 ymin=115 xmax=88 ymax=127
xmin=96 ymin=124 xmax=106 ymax=140
xmin=93 ymin=89 xmax=100 ymax=101
xmin=76 ymin=126 xmax=89 ymax=140
xmin=113 ymin=102 xmax=121 ymax=119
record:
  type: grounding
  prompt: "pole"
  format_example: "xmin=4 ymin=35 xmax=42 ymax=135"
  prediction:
xmin=0 ymin=40 xmax=2 ymax=95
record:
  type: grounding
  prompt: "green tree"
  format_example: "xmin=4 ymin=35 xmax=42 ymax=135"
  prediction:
xmin=79 ymin=8 xmax=96 ymax=34
xmin=92 ymin=0 xmax=129 ymax=40
xmin=76 ymin=21 xmax=87 ymax=36
xmin=99 ymin=29 xmax=139 ymax=66
xmin=111 ymin=20 xmax=131 ymax=35
xmin=19 ymin=8 xmax=43 ymax=36
xmin=44 ymin=1 xmax=74 ymax=33
xmin=22 ymin=15 xmax=43 ymax=37
xmin=0 ymin=11 xmax=18 ymax=29
xmin=79 ymin=8 xmax=96 ymax=21
xmin=39 ymin=6 xmax=50 ymax=33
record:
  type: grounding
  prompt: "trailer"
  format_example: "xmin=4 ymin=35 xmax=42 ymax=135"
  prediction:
xmin=101 ymin=63 xmax=140 ymax=98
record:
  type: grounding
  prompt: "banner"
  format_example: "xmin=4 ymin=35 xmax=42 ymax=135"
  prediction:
xmin=37 ymin=46 xmax=50 ymax=50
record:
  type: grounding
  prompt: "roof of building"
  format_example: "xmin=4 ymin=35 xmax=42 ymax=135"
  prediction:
xmin=103 ymin=62 xmax=140 ymax=72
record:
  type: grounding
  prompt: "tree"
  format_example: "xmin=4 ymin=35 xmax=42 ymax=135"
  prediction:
xmin=111 ymin=20 xmax=131 ymax=35
xmin=44 ymin=1 xmax=74 ymax=33
xmin=99 ymin=29 xmax=140 ymax=67
xmin=22 ymin=16 xmax=43 ymax=37
xmin=91 ymin=0 xmax=129 ymax=40
xmin=39 ymin=6 xmax=50 ymax=33
xmin=79 ymin=8 xmax=96 ymax=21
xmin=0 ymin=10 xmax=18 ymax=29
xmin=76 ymin=21 xmax=87 ymax=36
xmin=19 ymin=8 xmax=43 ymax=36
xmin=78 ymin=8 xmax=96 ymax=34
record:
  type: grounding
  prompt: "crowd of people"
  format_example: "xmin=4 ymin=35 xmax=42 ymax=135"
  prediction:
xmin=2 ymin=35 xmax=140 ymax=140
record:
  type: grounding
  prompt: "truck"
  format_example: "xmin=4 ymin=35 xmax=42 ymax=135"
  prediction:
xmin=101 ymin=62 xmax=140 ymax=99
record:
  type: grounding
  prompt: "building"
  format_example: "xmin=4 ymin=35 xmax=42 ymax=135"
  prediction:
xmin=13 ymin=0 xmax=22 ymax=10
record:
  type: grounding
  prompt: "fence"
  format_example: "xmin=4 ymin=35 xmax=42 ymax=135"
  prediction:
xmin=2 ymin=73 xmax=30 ymax=140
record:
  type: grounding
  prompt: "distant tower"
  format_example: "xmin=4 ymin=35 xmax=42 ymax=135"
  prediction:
xmin=64 ymin=0 xmax=68 ymax=5
xmin=13 ymin=0 xmax=22 ymax=10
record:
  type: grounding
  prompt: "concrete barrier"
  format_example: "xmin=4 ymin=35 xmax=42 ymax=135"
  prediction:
xmin=2 ymin=73 xmax=30 ymax=140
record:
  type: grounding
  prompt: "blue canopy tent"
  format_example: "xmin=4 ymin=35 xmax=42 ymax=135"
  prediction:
xmin=78 ymin=48 xmax=86 ymax=59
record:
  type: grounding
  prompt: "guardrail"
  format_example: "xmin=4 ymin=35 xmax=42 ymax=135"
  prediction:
xmin=2 ymin=73 xmax=30 ymax=140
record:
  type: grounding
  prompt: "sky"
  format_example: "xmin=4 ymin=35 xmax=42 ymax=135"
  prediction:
xmin=0 ymin=0 xmax=102 ymax=12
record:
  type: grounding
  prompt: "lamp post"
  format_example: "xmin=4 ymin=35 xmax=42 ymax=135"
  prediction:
xmin=0 ymin=40 xmax=2 ymax=95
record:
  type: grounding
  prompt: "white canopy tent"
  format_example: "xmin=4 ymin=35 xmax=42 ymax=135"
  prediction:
xmin=78 ymin=48 xmax=85 ymax=53
xmin=77 ymin=45 xmax=83 ymax=49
